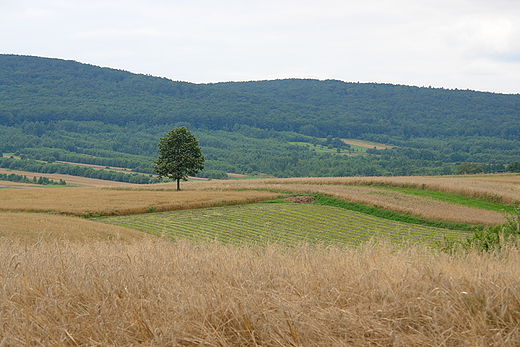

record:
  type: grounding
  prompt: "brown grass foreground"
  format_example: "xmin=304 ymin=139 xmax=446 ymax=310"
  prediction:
xmin=2 ymin=238 xmax=520 ymax=346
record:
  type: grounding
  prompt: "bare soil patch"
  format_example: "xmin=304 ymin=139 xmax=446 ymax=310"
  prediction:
xmin=284 ymin=196 xmax=317 ymax=203
xmin=226 ymin=173 xmax=247 ymax=178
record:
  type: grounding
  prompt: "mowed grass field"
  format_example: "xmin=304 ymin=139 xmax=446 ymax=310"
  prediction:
xmin=98 ymin=202 xmax=469 ymax=246
xmin=164 ymin=174 xmax=520 ymax=225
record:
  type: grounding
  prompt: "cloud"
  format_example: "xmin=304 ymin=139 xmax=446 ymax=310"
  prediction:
xmin=447 ymin=17 xmax=520 ymax=60
xmin=1 ymin=0 xmax=519 ymax=93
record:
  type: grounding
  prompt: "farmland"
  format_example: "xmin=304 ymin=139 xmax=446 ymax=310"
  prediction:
xmin=0 ymin=185 xmax=282 ymax=216
xmin=340 ymin=138 xmax=397 ymax=149
xmin=98 ymin=202 xmax=469 ymax=246
xmin=3 ymin=236 xmax=520 ymax=346
xmin=0 ymin=168 xmax=136 ymax=188
xmin=2 ymin=55 xmax=520 ymax=345
xmin=1 ymin=170 xmax=519 ymax=225
xmin=288 ymin=138 xmax=390 ymax=154
xmin=0 ymin=212 xmax=150 ymax=243
xmin=2 ymin=171 xmax=520 ymax=346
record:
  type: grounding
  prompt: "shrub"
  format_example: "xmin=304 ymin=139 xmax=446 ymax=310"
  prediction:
xmin=466 ymin=205 xmax=520 ymax=252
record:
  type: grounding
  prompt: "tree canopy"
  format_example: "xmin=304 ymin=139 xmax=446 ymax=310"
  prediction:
xmin=153 ymin=127 xmax=204 ymax=190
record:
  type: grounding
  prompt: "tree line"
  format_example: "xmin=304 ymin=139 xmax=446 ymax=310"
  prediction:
xmin=0 ymin=172 xmax=66 ymax=185
xmin=3 ymin=122 xmax=520 ymax=179
xmin=0 ymin=157 xmax=160 ymax=184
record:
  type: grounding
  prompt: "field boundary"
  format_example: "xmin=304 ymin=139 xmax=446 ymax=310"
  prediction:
xmin=310 ymin=195 xmax=486 ymax=231
xmin=57 ymin=195 xmax=284 ymax=217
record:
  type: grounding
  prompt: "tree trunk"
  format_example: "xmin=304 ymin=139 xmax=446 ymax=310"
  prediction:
xmin=176 ymin=178 xmax=181 ymax=191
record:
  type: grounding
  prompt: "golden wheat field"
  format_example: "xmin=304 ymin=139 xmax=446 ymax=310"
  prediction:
xmin=0 ymin=174 xmax=516 ymax=227
xmin=0 ymin=212 xmax=152 ymax=243
xmin=1 ymin=172 xmax=519 ymax=233
xmin=2 ymin=238 xmax=520 ymax=346
xmin=0 ymin=187 xmax=283 ymax=216
xmin=2 ymin=172 xmax=520 ymax=346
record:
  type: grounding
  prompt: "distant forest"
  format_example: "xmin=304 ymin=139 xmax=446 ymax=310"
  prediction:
xmin=1 ymin=54 xmax=520 ymax=180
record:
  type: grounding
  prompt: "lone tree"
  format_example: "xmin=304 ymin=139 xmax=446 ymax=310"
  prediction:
xmin=153 ymin=127 xmax=204 ymax=191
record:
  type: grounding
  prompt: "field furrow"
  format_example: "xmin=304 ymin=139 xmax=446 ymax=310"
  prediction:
xmin=98 ymin=203 xmax=469 ymax=246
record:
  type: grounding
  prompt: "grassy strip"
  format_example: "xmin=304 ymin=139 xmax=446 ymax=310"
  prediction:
xmin=378 ymin=186 xmax=515 ymax=213
xmin=311 ymin=195 xmax=486 ymax=231
xmin=227 ymin=175 xmax=274 ymax=180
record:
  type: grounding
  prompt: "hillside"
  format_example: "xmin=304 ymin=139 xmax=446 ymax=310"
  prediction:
xmin=1 ymin=54 xmax=520 ymax=178
xmin=211 ymin=79 xmax=520 ymax=140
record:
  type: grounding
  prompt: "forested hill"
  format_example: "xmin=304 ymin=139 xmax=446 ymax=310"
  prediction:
xmin=1 ymin=54 xmax=519 ymax=141
xmin=210 ymin=79 xmax=520 ymax=141
xmin=1 ymin=54 xmax=520 ymax=179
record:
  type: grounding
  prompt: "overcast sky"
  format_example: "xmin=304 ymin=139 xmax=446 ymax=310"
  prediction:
xmin=1 ymin=0 xmax=520 ymax=94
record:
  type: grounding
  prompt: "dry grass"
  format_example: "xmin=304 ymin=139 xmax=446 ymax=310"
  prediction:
xmin=0 ymin=212 xmax=150 ymax=243
xmin=0 ymin=188 xmax=283 ymax=216
xmin=261 ymin=184 xmax=505 ymax=225
xmin=2 ymin=171 xmax=518 ymax=225
xmin=2 ymin=238 xmax=520 ymax=346
xmin=2 ymin=173 xmax=520 ymax=345
xmin=0 ymin=168 xmax=137 ymax=188
xmin=167 ymin=174 xmax=520 ymax=205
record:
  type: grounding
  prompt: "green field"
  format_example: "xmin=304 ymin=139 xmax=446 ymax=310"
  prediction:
xmin=380 ymin=186 xmax=516 ymax=213
xmin=97 ymin=203 xmax=469 ymax=246
xmin=289 ymin=141 xmax=368 ymax=154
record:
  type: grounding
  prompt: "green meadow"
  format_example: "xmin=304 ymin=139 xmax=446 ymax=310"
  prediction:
xmin=98 ymin=202 xmax=469 ymax=246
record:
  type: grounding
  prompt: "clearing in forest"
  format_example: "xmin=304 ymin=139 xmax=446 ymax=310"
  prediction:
xmin=340 ymin=139 xmax=396 ymax=149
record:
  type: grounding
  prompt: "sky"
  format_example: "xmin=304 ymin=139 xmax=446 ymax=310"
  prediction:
xmin=1 ymin=0 xmax=520 ymax=94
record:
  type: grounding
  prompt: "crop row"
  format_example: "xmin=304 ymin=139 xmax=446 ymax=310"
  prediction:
xmin=98 ymin=203 xmax=470 ymax=246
